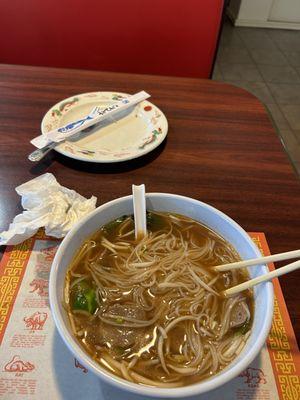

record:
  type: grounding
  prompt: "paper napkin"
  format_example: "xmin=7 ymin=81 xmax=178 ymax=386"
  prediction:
xmin=0 ymin=173 xmax=97 ymax=245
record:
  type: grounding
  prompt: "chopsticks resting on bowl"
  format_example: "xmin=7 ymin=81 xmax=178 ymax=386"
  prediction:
xmin=223 ymin=260 xmax=300 ymax=296
xmin=212 ymin=249 xmax=300 ymax=297
xmin=214 ymin=249 xmax=300 ymax=272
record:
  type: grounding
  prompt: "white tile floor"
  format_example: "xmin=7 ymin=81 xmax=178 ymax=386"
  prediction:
xmin=213 ymin=17 xmax=300 ymax=177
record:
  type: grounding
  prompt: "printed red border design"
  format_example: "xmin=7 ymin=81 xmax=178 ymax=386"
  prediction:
xmin=0 ymin=238 xmax=35 ymax=345
xmin=249 ymin=232 xmax=300 ymax=400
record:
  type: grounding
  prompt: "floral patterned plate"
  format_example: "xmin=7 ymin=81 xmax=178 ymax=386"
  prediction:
xmin=41 ymin=92 xmax=168 ymax=163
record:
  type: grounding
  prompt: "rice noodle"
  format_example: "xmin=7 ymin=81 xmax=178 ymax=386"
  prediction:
xmin=167 ymin=365 xmax=198 ymax=374
xmin=68 ymin=312 xmax=77 ymax=335
xmin=130 ymin=371 xmax=183 ymax=388
xmin=188 ymin=267 xmax=220 ymax=296
xmin=129 ymin=261 xmax=156 ymax=268
xmin=128 ymin=356 xmax=138 ymax=369
xmin=69 ymin=274 xmax=89 ymax=290
xmin=120 ymin=362 xmax=134 ymax=382
xmin=72 ymin=309 xmax=92 ymax=317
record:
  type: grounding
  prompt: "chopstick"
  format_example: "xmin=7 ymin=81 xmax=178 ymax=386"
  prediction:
xmin=223 ymin=259 xmax=300 ymax=297
xmin=214 ymin=249 xmax=300 ymax=272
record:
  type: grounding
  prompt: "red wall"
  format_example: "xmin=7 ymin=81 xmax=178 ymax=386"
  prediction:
xmin=0 ymin=0 xmax=224 ymax=78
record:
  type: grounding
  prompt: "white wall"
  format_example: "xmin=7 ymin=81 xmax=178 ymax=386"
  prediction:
xmin=270 ymin=0 xmax=300 ymax=23
xmin=227 ymin=0 xmax=300 ymax=29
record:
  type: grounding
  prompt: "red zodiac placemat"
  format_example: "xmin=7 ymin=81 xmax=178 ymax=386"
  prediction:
xmin=0 ymin=232 xmax=299 ymax=399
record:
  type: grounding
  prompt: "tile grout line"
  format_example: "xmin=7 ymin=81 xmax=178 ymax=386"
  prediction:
xmin=237 ymin=26 xmax=300 ymax=146
xmin=233 ymin=27 xmax=266 ymax=83
xmin=264 ymin=29 xmax=300 ymax=82
xmin=214 ymin=20 xmax=300 ymax=176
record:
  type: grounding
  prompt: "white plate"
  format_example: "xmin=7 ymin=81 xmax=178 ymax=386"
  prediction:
xmin=41 ymin=92 xmax=168 ymax=163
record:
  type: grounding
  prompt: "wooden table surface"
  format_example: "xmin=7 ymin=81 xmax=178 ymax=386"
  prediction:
xmin=0 ymin=64 xmax=299 ymax=344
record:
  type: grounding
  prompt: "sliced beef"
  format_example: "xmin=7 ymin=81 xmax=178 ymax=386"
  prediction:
xmin=86 ymin=304 xmax=147 ymax=353
xmin=230 ymin=301 xmax=250 ymax=328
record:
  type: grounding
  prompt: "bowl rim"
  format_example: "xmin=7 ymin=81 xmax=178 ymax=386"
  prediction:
xmin=49 ymin=193 xmax=274 ymax=398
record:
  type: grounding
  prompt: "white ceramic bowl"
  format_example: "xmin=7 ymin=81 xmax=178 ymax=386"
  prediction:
xmin=49 ymin=193 xmax=274 ymax=398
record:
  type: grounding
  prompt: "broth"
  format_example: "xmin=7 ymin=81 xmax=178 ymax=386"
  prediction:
xmin=65 ymin=212 xmax=253 ymax=387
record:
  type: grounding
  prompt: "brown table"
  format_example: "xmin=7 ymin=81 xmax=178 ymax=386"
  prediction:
xmin=0 ymin=64 xmax=299 ymax=344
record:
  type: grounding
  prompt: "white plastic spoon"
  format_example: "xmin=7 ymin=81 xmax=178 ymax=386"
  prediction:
xmin=132 ymin=184 xmax=147 ymax=240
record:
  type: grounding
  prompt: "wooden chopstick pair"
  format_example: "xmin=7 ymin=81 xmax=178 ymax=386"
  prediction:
xmin=212 ymin=249 xmax=300 ymax=297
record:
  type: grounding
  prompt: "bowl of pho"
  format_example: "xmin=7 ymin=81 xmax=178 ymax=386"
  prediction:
xmin=49 ymin=193 xmax=273 ymax=398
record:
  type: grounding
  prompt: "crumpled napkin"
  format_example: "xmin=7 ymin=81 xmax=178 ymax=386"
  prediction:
xmin=0 ymin=173 xmax=97 ymax=245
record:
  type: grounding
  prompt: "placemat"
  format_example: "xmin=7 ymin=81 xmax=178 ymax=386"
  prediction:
xmin=0 ymin=232 xmax=299 ymax=399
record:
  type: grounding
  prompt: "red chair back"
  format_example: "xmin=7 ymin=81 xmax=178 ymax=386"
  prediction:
xmin=0 ymin=0 xmax=224 ymax=78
